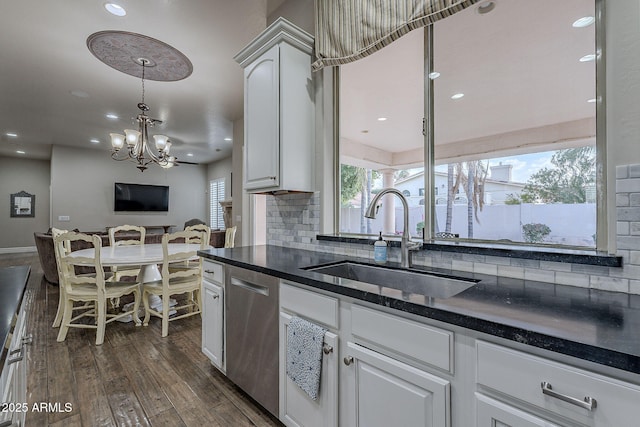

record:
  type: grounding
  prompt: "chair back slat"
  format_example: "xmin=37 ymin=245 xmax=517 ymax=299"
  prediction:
xmin=109 ymin=225 xmax=146 ymax=246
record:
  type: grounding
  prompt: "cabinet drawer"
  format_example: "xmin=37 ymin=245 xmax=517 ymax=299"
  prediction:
xmin=351 ymin=305 xmax=453 ymax=372
xmin=280 ymin=282 xmax=339 ymax=329
xmin=203 ymin=260 xmax=224 ymax=285
xmin=477 ymin=340 xmax=640 ymax=426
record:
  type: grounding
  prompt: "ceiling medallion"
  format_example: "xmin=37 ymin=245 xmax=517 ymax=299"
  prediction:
xmin=86 ymin=31 xmax=193 ymax=81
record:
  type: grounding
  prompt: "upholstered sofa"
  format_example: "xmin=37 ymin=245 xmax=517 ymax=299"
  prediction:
xmin=34 ymin=229 xmax=226 ymax=285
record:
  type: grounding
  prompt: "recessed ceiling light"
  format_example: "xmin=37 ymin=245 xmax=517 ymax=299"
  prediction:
xmin=16 ymin=150 xmax=25 ymax=154
xmin=5 ymin=132 xmax=18 ymax=138
xmin=90 ymin=138 xmax=100 ymax=144
xmin=580 ymin=54 xmax=596 ymax=62
xmin=187 ymin=153 xmax=194 ymax=157
xmin=377 ymin=117 xmax=387 ymax=121
xmin=361 ymin=130 xmax=369 ymax=134
xmin=587 ymin=98 xmax=597 ymax=103
xmin=428 ymin=71 xmax=441 ymax=80
xmin=215 ymin=148 xmax=222 ymax=152
xmin=451 ymin=93 xmax=465 ymax=100
xmin=70 ymin=90 xmax=90 ymax=98
xmin=106 ymin=113 xmax=119 ymax=120
xmin=476 ymin=1 xmax=496 ymax=15
xmin=104 ymin=3 xmax=126 ymax=17
xmin=224 ymin=137 xmax=232 ymax=141
xmin=573 ymin=16 xmax=595 ymax=28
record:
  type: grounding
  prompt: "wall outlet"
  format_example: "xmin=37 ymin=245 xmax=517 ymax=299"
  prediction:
xmin=58 ymin=216 xmax=70 ymax=221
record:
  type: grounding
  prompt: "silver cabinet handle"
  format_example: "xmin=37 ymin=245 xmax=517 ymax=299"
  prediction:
xmin=8 ymin=345 xmax=24 ymax=364
xmin=211 ymin=294 xmax=219 ymax=299
xmin=204 ymin=270 xmax=215 ymax=274
xmin=344 ymin=356 xmax=354 ymax=366
xmin=22 ymin=334 xmax=33 ymax=345
xmin=541 ymin=381 xmax=597 ymax=411
xmin=323 ymin=345 xmax=333 ymax=355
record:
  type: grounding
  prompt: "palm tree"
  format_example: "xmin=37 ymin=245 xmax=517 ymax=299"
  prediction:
xmin=444 ymin=161 xmax=487 ymax=238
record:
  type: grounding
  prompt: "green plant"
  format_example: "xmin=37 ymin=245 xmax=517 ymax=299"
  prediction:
xmin=522 ymin=223 xmax=551 ymax=243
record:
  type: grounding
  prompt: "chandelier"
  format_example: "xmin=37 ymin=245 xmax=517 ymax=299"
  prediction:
xmin=109 ymin=59 xmax=178 ymax=172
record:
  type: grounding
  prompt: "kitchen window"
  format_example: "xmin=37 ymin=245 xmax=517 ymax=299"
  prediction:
xmin=209 ymin=178 xmax=225 ymax=229
xmin=338 ymin=0 xmax=604 ymax=249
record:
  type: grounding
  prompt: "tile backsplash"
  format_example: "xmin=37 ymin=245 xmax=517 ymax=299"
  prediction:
xmin=265 ymin=164 xmax=640 ymax=294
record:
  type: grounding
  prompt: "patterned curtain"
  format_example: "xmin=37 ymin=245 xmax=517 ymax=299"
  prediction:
xmin=312 ymin=0 xmax=481 ymax=70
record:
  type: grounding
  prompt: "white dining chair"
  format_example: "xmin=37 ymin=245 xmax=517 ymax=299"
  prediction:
xmin=108 ymin=225 xmax=146 ymax=280
xmin=55 ymin=231 xmax=142 ymax=345
xmin=142 ymin=229 xmax=206 ymax=337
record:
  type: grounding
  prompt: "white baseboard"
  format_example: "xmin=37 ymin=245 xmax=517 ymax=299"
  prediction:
xmin=0 ymin=246 xmax=37 ymax=254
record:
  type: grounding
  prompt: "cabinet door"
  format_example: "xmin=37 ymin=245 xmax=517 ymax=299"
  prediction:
xmin=279 ymin=312 xmax=338 ymax=427
xmin=344 ymin=342 xmax=450 ymax=427
xmin=202 ymin=281 xmax=224 ymax=371
xmin=244 ymin=44 xmax=280 ymax=190
xmin=476 ymin=393 xmax=561 ymax=427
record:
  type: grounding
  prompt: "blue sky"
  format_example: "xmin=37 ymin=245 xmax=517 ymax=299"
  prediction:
xmin=433 ymin=151 xmax=556 ymax=184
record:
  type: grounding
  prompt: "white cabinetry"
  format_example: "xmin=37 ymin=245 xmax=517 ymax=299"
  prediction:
xmin=279 ymin=283 xmax=339 ymax=427
xmin=476 ymin=393 xmax=561 ymax=427
xmin=201 ymin=260 xmax=224 ymax=372
xmin=234 ymin=18 xmax=314 ymax=193
xmin=344 ymin=305 xmax=451 ymax=427
xmin=476 ymin=340 xmax=640 ymax=427
xmin=1 ymin=305 xmax=30 ymax=427
xmin=344 ymin=341 xmax=450 ymax=427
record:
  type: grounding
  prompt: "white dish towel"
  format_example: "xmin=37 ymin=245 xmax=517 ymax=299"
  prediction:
xmin=286 ymin=316 xmax=327 ymax=401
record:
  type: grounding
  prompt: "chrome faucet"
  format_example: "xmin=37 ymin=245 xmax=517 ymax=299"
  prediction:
xmin=365 ymin=188 xmax=422 ymax=268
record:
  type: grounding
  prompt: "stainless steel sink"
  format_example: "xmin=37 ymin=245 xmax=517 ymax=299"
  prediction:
xmin=304 ymin=261 xmax=478 ymax=299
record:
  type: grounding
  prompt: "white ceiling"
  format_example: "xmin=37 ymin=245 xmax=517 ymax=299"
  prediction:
xmin=340 ymin=0 xmax=596 ymax=168
xmin=0 ymin=0 xmax=269 ymax=163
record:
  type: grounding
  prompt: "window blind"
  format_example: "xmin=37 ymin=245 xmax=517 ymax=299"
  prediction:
xmin=209 ymin=178 xmax=225 ymax=229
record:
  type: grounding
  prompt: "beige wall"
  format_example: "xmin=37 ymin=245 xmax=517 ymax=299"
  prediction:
xmin=0 ymin=156 xmax=51 ymax=250
xmin=50 ymin=145 xmax=207 ymax=232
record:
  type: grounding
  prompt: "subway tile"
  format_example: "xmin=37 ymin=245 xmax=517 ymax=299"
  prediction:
xmin=473 ymin=262 xmax=498 ymax=276
xmin=630 ymin=250 xmax=640 ymax=265
xmin=630 ymin=280 xmax=640 ymax=295
xmin=617 ymin=194 xmax=630 ymax=207
xmin=631 ymin=222 xmax=640 ymax=236
xmin=617 ymin=221 xmax=630 ymax=236
xmin=451 ymin=260 xmax=474 ymax=272
xmin=484 ymin=255 xmax=512 ymax=266
xmin=524 ymin=268 xmax=555 ymax=283
xmin=616 ymin=165 xmax=629 ymax=179
xmin=631 ymin=193 xmax=640 ymax=206
xmin=539 ymin=260 xmax=573 ymax=272
xmin=617 ymin=236 xmax=640 ymax=250
xmin=497 ymin=265 xmax=525 ymax=280
xmin=609 ymin=264 xmax=640 ymax=279
xmin=570 ymin=264 xmax=611 ymax=276
xmin=630 ymin=164 xmax=640 ymax=178
xmin=590 ymin=275 xmax=629 ymax=293
xmin=554 ymin=271 xmax=590 ymax=287
xmin=617 ymin=178 xmax=640 ymax=193
xmin=510 ymin=258 xmax=540 ymax=268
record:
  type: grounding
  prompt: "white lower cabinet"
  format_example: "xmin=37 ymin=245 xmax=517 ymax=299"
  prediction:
xmin=279 ymin=312 xmax=339 ymax=427
xmin=201 ymin=280 xmax=224 ymax=372
xmin=1 ymin=305 xmax=30 ymax=427
xmin=279 ymin=282 xmax=339 ymax=427
xmin=343 ymin=341 xmax=450 ymax=427
xmin=477 ymin=340 xmax=640 ymax=427
xmin=476 ymin=393 xmax=561 ymax=427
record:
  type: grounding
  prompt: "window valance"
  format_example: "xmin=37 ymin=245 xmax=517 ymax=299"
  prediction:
xmin=312 ymin=0 xmax=480 ymax=71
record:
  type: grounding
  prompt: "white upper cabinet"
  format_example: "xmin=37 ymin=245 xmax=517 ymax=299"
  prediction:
xmin=235 ymin=18 xmax=315 ymax=193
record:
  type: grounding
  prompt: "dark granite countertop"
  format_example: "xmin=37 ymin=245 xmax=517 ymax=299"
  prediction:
xmin=199 ymin=245 xmax=640 ymax=374
xmin=1 ymin=265 xmax=30 ymax=360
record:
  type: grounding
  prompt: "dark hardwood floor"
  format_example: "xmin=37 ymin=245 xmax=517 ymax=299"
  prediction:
xmin=1 ymin=253 xmax=282 ymax=427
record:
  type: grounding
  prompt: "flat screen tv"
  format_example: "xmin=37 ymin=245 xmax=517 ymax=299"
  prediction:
xmin=114 ymin=183 xmax=169 ymax=212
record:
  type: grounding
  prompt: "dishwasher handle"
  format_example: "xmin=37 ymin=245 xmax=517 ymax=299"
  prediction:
xmin=230 ymin=277 xmax=270 ymax=296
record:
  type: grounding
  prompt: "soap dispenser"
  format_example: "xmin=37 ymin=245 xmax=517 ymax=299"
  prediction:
xmin=374 ymin=231 xmax=387 ymax=263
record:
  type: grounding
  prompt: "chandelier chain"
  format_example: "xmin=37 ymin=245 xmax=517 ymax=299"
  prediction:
xmin=141 ymin=60 xmax=146 ymax=105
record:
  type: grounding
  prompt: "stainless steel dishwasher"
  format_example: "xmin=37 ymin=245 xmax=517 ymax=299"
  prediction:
xmin=225 ymin=265 xmax=279 ymax=416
